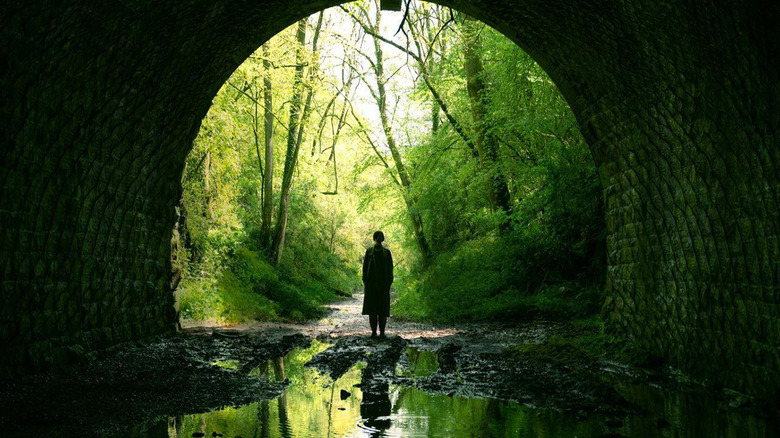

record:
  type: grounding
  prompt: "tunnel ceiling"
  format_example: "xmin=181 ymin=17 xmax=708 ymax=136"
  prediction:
xmin=0 ymin=0 xmax=777 ymax=397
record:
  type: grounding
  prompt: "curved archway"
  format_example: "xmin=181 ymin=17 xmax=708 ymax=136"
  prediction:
xmin=1 ymin=1 xmax=776 ymax=397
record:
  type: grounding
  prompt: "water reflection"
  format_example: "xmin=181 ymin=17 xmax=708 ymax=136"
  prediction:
xmin=358 ymin=381 xmax=391 ymax=435
xmin=140 ymin=342 xmax=777 ymax=437
xmin=273 ymin=357 xmax=292 ymax=438
xmin=397 ymin=347 xmax=438 ymax=378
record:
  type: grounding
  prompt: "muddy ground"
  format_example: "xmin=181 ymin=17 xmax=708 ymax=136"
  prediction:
xmin=0 ymin=294 xmax=774 ymax=437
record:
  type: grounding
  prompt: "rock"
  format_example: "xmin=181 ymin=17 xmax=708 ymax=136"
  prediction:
xmin=437 ymin=343 xmax=461 ymax=374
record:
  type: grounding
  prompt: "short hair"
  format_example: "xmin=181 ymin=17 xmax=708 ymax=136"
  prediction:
xmin=373 ymin=230 xmax=385 ymax=243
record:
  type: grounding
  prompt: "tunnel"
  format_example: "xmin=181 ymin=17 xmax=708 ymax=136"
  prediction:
xmin=0 ymin=0 xmax=777 ymax=398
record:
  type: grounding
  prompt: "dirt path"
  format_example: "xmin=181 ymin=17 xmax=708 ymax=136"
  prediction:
xmin=184 ymin=292 xmax=564 ymax=347
xmin=184 ymin=293 xmax=465 ymax=340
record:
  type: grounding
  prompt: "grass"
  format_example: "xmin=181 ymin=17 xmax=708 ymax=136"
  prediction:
xmin=393 ymin=235 xmax=604 ymax=323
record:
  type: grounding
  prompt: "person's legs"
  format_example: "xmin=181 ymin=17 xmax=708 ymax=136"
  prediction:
xmin=379 ymin=316 xmax=387 ymax=337
xmin=369 ymin=315 xmax=378 ymax=336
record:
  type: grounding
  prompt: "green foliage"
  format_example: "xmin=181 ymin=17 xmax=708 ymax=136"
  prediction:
xmin=177 ymin=19 xmax=367 ymax=324
xmin=178 ymin=183 xmax=363 ymax=323
xmin=179 ymin=218 xmax=359 ymax=324
xmin=178 ymin=6 xmax=606 ymax=326
xmin=393 ymin=20 xmax=605 ymax=323
xmin=393 ymin=235 xmax=604 ymax=322
xmin=222 ymin=245 xmax=340 ymax=322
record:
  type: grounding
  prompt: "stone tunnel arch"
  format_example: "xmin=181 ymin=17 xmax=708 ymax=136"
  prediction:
xmin=1 ymin=1 xmax=777 ymax=397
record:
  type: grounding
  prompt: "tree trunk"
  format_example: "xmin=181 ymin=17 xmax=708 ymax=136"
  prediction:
xmin=203 ymin=148 xmax=213 ymax=220
xmin=425 ymin=10 xmax=440 ymax=134
xmin=321 ymin=99 xmax=349 ymax=195
xmin=355 ymin=7 xmax=478 ymax=156
xmin=370 ymin=6 xmax=433 ymax=265
xmin=293 ymin=11 xmax=324 ymax=153
xmin=269 ymin=19 xmax=307 ymax=264
xmin=269 ymin=14 xmax=324 ymax=265
xmin=260 ymin=44 xmax=274 ymax=247
xmin=462 ymin=15 xmax=512 ymax=225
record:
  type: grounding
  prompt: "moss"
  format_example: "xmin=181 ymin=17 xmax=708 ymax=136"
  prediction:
xmin=211 ymin=359 xmax=240 ymax=370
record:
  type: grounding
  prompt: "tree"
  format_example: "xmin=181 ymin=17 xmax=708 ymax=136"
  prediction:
xmin=177 ymin=3 xmax=603 ymax=325
xmin=260 ymin=44 xmax=274 ymax=247
xmin=461 ymin=15 xmax=512 ymax=225
xmin=344 ymin=1 xmax=433 ymax=265
xmin=270 ymin=13 xmax=325 ymax=265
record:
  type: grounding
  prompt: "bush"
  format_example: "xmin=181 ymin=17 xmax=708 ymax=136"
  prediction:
xmin=179 ymin=238 xmax=357 ymax=324
xmin=178 ymin=247 xmax=281 ymax=323
xmin=393 ymin=234 xmax=604 ymax=323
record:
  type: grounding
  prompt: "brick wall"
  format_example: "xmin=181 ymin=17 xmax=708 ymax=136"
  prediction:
xmin=0 ymin=0 xmax=776 ymax=396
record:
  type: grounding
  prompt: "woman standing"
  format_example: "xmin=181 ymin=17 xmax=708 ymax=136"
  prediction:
xmin=362 ymin=231 xmax=394 ymax=338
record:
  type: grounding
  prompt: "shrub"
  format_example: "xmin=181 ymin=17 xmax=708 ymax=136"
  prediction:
xmin=393 ymin=234 xmax=604 ymax=323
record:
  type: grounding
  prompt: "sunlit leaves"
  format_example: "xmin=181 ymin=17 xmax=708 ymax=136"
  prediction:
xmin=178 ymin=2 xmax=603 ymax=324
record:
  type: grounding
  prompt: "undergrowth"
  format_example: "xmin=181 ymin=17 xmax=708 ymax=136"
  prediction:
xmin=178 ymin=231 xmax=358 ymax=324
xmin=393 ymin=234 xmax=604 ymax=323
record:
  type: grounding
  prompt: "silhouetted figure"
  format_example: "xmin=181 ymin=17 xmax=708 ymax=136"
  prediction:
xmin=362 ymin=231 xmax=393 ymax=338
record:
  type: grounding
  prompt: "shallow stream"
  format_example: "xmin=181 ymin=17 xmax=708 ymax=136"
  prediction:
xmin=136 ymin=341 xmax=775 ymax=438
xmin=2 ymin=296 xmax=775 ymax=437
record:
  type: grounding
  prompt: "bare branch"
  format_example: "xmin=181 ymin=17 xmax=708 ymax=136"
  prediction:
xmin=346 ymin=100 xmax=402 ymax=187
xmin=226 ymin=81 xmax=291 ymax=131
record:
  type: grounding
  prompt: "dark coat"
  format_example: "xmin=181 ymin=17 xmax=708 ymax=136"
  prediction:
xmin=362 ymin=245 xmax=393 ymax=316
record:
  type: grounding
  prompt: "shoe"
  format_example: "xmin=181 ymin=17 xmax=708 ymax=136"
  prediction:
xmin=370 ymin=333 xmax=378 ymax=338
xmin=379 ymin=333 xmax=386 ymax=339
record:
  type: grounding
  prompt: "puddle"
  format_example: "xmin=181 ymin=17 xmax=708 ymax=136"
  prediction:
xmin=6 ymin=304 xmax=775 ymax=437
xmin=141 ymin=341 xmax=367 ymax=437
xmin=134 ymin=341 xmax=778 ymax=438
xmin=353 ymin=386 xmax=610 ymax=437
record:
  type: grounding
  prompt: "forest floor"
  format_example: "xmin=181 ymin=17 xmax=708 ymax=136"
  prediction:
xmin=0 ymin=294 xmax=775 ymax=437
